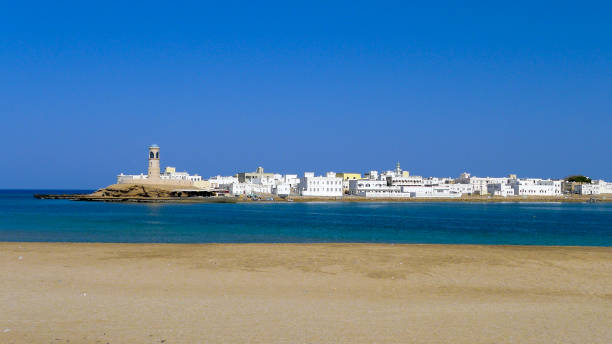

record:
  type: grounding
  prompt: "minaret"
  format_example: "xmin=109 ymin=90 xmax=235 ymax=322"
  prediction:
xmin=148 ymin=144 xmax=160 ymax=179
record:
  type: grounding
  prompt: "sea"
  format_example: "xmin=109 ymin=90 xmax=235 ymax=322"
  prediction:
xmin=1 ymin=190 xmax=611 ymax=246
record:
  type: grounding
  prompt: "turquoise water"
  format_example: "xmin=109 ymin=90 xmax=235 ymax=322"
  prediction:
xmin=1 ymin=190 xmax=611 ymax=246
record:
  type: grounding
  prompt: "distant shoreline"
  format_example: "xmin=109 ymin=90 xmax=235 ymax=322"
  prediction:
xmin=34 ymin=193 xmax=611 ymax=203
xmin=30 ymin=183 xmax=612 ymax=203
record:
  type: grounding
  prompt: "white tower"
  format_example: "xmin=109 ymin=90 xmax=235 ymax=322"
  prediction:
xmin=148 ymin=144 xmax=160 ymax=179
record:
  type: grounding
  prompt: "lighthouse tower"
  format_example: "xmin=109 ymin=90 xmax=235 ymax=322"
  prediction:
xmin=148 ymin=144 xmax=160 ymax=179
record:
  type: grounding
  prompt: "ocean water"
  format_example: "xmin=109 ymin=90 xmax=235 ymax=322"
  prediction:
xmin=0 ymin=190 xmax=611 ymax=246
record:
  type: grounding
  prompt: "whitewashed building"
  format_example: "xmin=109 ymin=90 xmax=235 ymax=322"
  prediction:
xmin=161 ymin=167 xmax=202 ymax=183
xmin=299 ymin=172 xmax=343 ymax=197
xmin=229 ymin=182 xmax=273 ymax=196
xmin=273 ymin=183 xmax=291 ymax=197
xmin=487 ymin=183 xmax=515 ymax=197
xmin=575 ymin=183 xmax=600 ymax=195
xmin=208 ymin=175 xmax=239 ymax=189
xmin=456 ymin=173 xmax=513 ymax=195
xmin=422 ymin=177 xmax=454 ymax=186
xmin=592 ymin=180 xmax=612 ymax=194
xmin=400 ymin=185 xmax=462 ymax=198
xmin=511 ymin=179 xmax=562 ymax=196
xmin=348 ymin=180 xmax=411 ymax=198
xmin=117 ymin=173 xmax=148 ymax=183
xmin=388 ymin=175 xmax=424 ymax=186
xmin=447 ymin=183 xmax=474 ymax=195
xmin=363 ymin=171 xmax=379 ymax=180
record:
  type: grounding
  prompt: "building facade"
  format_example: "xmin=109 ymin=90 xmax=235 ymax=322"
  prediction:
xmin=511 ymin=179 xmax=562 ymax=196
xmin=575 ymin=184 xmax=600 ymax=195
xmin=487 ymin=183 xmax=515 ymax=197
xmin=299 ymin=172 xmax=343 ymax=197
xmin=348 ymin=180 xmax=411 ymax=198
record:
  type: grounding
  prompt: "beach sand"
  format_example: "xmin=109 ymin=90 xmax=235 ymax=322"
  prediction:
xmin=1 ymin=243 xmax=611 ymax=343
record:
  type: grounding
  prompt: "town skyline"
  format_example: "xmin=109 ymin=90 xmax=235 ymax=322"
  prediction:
xmin=105 ymin=144 xmax=609 ymax=198
xmin=2 ymin=140 xmax=611 ymax=189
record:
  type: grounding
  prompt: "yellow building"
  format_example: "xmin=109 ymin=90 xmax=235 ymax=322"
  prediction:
xmin=336 ymin=173 xmax=362 ymax=181
xmin=336 ymin=173 xmax=362 ymax=194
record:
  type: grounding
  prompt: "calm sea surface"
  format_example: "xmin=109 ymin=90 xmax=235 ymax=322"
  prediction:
xmin=1 ymin=190 xmax=611 ymax=246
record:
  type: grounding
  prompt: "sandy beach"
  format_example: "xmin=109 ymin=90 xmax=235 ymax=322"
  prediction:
xmin=1 ymin=243 xmax=611 ymax=343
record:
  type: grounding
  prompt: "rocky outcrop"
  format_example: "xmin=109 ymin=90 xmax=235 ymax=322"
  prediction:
xmin=89 ymin=184 xmax=185 ymax=198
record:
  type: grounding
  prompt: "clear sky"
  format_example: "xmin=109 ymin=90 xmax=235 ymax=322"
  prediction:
xmin=1 ymin=1 xmax=611 ymax=189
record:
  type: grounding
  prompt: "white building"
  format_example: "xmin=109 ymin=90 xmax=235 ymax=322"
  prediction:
xmin=456 ymin=173 xmax=513 ymax=195
xmin=447 ymin=183 xmax=474 ymax=195
xmin=575 ymin=183 xmax=600 ymax=195
xmin=281 ymin=174 xmax=300 ymax=188
xmin=400 ymin=185 xmax=462 ymax=198
xmin=251 ymin=175 xmax=277 ymax=186
xmin=208 ymin=175 xmax=239 ymax=189
xmin=117 ymin=173 xmax=148 ymax=183
xmin=229 ymin=182 xmax=273 ymax=196
xmin=299 ymin=172 xmax=343 ymax=197
xmin=161 ymin=167 xmax=202 ymax=182
xmin=511 ymin=179 xmax=562 ymax=196
xmin=388 ymin=175 xmax=423 ymax=186
xmin=487 ymin=183 xmax=515 ymax=197
xmin=348 ymin=180 xmax=411 ymax=198
xmin=422 ymin=177 xmax=454 ymax=186
xmin=592 ymin=180 xmax=612 ymax=194
xmin=273 ymin=183 xmax=291 ymax=197
xmin=363 ymin=171 xmax=379 ymax=180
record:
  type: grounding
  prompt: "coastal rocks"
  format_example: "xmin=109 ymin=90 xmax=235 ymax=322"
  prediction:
xmin=89 ymin=184 xmax=177 ymax=198
xmin=34 ymin=183 xmax=232 ymax=203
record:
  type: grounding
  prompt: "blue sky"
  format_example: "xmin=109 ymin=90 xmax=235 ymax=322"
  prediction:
xmin=1 ymin=1 xmax=611 ymax=188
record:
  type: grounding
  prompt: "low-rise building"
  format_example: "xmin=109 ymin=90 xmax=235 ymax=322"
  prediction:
xmin=336 ymin=172 xmax=362 ymax=194
xmin=388 ymin=175 xmax=423 ymax=186
xmin=208 ymin=175 xmax=239 ymax=189
xmin=281 ymin=174 xmax=300 ymax=188
xmin=400 ymin=185 xmax=462 ymax=198
xmin=273 ymin=184 xmax=291 ymax=197
xmin=161 ymin=166 xmax=202 ymax=183
xmin=511 ymin=179 xmax=562 ymax=196
xmin=447 ymin=183 xmax=474 ymax=195
xmin=456 ymin=173 xmax=514 ymax=195
xmin=487 ymin=183 xmax=515 ymax=197
xmin=575 ymin=183 xmax=600 ymax=195
xmin=592 ymin=180 xmax=612 ymax=194
xmin=236 ymin=166 xmax=276 ymax=183
xmin=299 ymin=172 xmax=343 ymax=197
xmin=348 ymin=180 xmax=411 ymax=198
xmin=229 ymin=182 xmax=273 ymax=196
xmin=363 ymin=171 xmax=379 ymax=180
